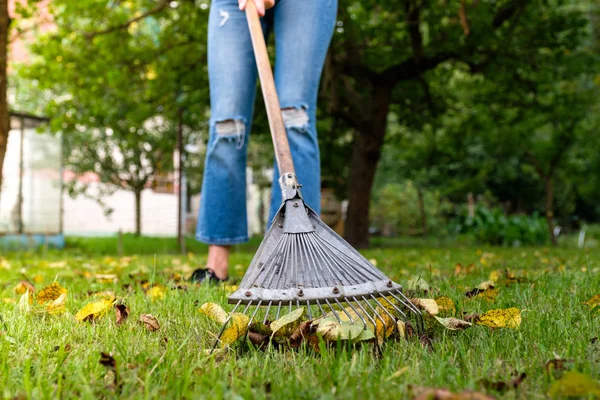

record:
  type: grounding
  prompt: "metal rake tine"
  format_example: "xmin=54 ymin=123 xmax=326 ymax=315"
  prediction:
xmin=210 ymin=300 xmax=242 ymax=353
xmin=344 ymin=297 xmax=367 ymax=329
xmin=324 ymin=299 xmax=342 ymax=322
xmin=306 ymin=300 xmax=312 ymax=320
xmin=362 ymin=295 xmax=388 ymax=338
xmin=276 ymin=301 xmax=282 ymax=320
xmin=370 ymin=295 xmax=399 ymax=335
xmin=390 ymin=290 xmax=425 ymax=333
xmin=263 ymin=301 xmax=273 ymax=324
xmin=316 ymin=299 xmax=327 ymax=318
xmin=289 ymin=300 xmax=293 ymax=314
xmin=334 ymin=298 xmax=354 ymax=324
xmin=380 ymin=295 xmax=410 ymax=321
xmin=247 ymin=300 xmax=262 ymax=327
xmin=348 ymin=297 xmax=370 ymax=330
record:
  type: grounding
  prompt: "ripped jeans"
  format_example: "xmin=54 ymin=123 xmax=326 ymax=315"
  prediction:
xmin=196 ymin=0 xmax=338 ymax=245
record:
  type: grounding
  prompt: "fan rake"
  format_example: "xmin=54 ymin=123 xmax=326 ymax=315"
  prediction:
xmin=210 ymin=1 xmax=423 ymax=350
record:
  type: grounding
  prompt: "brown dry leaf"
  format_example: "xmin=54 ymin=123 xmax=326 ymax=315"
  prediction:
xmin=139 ymin=314 xmax=160 ymax=331
xmin=114 ymin=303 xmax=130 ymax=325
xmin=13 ymin=280 xmax=35 ymax=295
xmin=479 ymin=372 xmax=526 ymax=393
xmin=219 ymin=313 xmax=249 ymax=346
xmin=434 ymin=316 xmax=472 ymax=331
xmin=475 ymin=307 xmax=521 ymax=329
xmin=248 ymin=331 xmax=269 ymax=349
xmin=36 ymin=282 xmax=67 ymax=304
xmin=289 ymin=321 xmax=312 ymax=347
xmin=411 ymin=298 xmax=439 ymax=316
xmin=435 ymin=296 xmax=456 ymax=316
xmin=548 ymin=371 xmax=600 ymax=398
xmin=454 ymin=263 xmax=475 ymax=276
xmin=199 ymin=302 xmax=228 ymax=324
xmin=411 ymin=386 xmax=495 ymax=400
xmin=99 ymin=352 xmax=117 ymax=369
xmin=75 ymin=296 xmax=115 ymax=322
xmin=45 ymin=293 xmax=67 ymax=314
xmin=146 ymin=285 xmax=167 ymax=301
xmin=270 ymin=307 xmax=305 ymax=337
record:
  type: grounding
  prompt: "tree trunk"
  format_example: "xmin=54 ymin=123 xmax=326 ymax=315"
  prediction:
xmin=545 ymin=177 xmax=556 ymax=246
xmin=134 ymin=189 xmax=142 ymax=236
xmin=0 ymin=0 xmax=10 ymax=190
xmin=417 ymin=186 xmax=427 ymax=236
xmin=344 ymin=85 xmax=392 ymax=248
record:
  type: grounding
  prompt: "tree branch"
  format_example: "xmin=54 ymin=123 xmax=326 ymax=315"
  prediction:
xmin=84 ymin=0 xmax=170 ymax=39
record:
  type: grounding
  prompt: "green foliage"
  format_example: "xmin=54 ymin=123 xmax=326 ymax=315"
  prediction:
xmin=371 ymin=181 xmax=451 ymax=236
xmin=456 ymin=207 xmax=548 ymax=246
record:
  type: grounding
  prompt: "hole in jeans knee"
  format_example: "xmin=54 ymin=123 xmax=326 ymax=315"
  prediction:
xmin=214 ymin=119 xmax=246 ymax=149
xmin=281 ymin=107 xmax=309 ymax=130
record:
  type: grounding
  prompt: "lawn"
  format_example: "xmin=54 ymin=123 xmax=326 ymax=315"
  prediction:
xmin=0 ymin=237 xmax=599 ymax=399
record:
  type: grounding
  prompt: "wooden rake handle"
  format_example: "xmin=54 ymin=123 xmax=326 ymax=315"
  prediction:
xmin=245 ymin=0 xmax=296 ymax=176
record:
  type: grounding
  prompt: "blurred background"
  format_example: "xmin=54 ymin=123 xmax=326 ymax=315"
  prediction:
xmin=0 ymin=0 xmax=599 ymax=252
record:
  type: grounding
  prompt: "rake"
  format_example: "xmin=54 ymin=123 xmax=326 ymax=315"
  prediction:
xmin=212 ymin=1 xmax=424 ymax=349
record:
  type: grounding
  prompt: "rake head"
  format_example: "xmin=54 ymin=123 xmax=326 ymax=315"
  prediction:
xmin=212 ymin=175 xmax=424 ymax=349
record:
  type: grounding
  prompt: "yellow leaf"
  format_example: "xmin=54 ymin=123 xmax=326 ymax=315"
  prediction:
xmin=199 ymin=302 xmax=228 ymax=324
xmin=270 ymin=307 xmax=305 ymax=337
xmin=146 ymin=285 xmax=167 ymax=301
xmin=2 ymin=298 xmax=15 ymax=304
xmin=434 ymin=316 xmax=472 ymax=331
xmin=36 ymin=283 xmax=67 ymax=304
xmin=411 ymin=298 xmax=439 ymax=316
xmin=489 ymin=269 xmax=503 ymax=283
xmin=584 ymin=294 xmax=600 ymax=309
xmin=548 ymin=371 xmax=600 ymax=398
xmin=13 ymin=281 xmax=35 ymax=295
xmin=220 ymin=313 xmax=250 ymax=347
xmin=476 ymin=288 xmax=499 ymax=302
xmin=75 ymin=297 xmax=115 ymax=322
xmin=375 ymin=306 xmax=396 ymax=340
xmin=45 ymin=293 xmax=67 ymax=314
xmin=475 ymin=307 xmax=521 ymax=329
xmin=435 ymin=296 xmax=456 ymax=316
xmin=396 ymin=320 xmax=406 ymax=339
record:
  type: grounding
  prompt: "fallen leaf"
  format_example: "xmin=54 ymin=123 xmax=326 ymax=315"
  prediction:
xmin=18 ymin=291 xmax=31 ymax=312
xmin=419 ymin=333 xmax=434 ymax=351
xmin=219 ymin=313 xmax=249 ymax=346
xmin=95 ymin=274 xmax=118 ymax=283
xmin=36 ymin=282 xmax=67 ymax=304
xmin=13 ymin=280 xmax=35 ymax=295
xmin=375 ymin=306 xmax=396 ymax=341
xmin=454 ymin=263 xmax=475 ymax=275
xmin=479 ymin=372 xmax=526 ymax=393
xmin=45 ymin=292 xmax=67 ymax=314
xmin=146 ymin=285 xmax=167 ymax=301
xmin=199 ymin=302 xmax=228 ymax=324
xmin=584 ymin=294 xmax=600 ymax=309
xmin=435 ymin=296 xmax=456 ymax=316
xmin=545 ymin=357 xmax=573 ymax=376
xmin=75 ymin=296 xmax=115 ymax=322
xmin=411 ymin=298 xmax=439 ymax=316
xmin=434 ymin=316 xmax=472 ymax=331
xmin=396 ymin=320 xmax=406 ymax=339
xmin=114 ymin=303 xmax=130 ymax=325
xmin=316 ymin=318 xmax=363 ymax=341
xmin=548 ymin=371 xmax=600 ymax=398
xmin=270 ymin=307 xmax=305 ymax=337
xmin=465 ymin=281 xmax=495 ymax=298
xmin=410 ymin=386 xmax=495 ymax=400
xmin=99 ymin=352 xmax=116 ymax=369
xmin=249 ymin=321 xmax=273 ymax=336
xmin=475 ymin=307 xmax=521 ymax=329
xmin=406 ymin=276 xmax=431 ymax=292
xmin=139 ymin=314 xmax=160 ymax=331
xmin=248 ymin=331 xmax=269 ymax=348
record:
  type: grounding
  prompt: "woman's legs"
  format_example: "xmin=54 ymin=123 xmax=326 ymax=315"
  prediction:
xmin=197 ymin=0 xmax=270 ymax=278
xmin=267 ymin=0 xmax=338 ymax=222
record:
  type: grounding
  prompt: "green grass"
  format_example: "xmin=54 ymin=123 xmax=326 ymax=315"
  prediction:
xmin=1 ymin=238 xmax=599 ymax=399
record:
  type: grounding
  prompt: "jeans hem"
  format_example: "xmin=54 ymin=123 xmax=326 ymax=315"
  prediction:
xmin=195 ymin=234 xmax=249 ymax=245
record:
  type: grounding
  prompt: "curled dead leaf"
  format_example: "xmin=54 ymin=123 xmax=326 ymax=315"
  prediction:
xmin=411 ymin=298 xmax=439 ymax=316
xmin=434 ymin=316 xmax=472 ymax=331
xmin=45 ymin=292 xmax=67 ymax=314
xmin=139 ymin=314 xmax=160 ymax=331
xmin=114 ymin=302 xmax=130 ymax=325
xmin=75 ymin=297 xmax=115 ymax=322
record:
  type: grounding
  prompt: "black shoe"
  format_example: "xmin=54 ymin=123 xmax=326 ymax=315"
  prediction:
xmin=190 ymin=268 xmax=228 ymax=284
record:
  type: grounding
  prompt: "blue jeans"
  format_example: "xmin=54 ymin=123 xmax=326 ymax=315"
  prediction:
xmin=196 ymin=0 xmax=337 ymax=245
